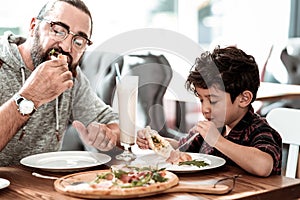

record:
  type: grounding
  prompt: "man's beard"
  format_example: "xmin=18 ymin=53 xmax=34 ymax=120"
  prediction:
xmin=31 ymin=32 xmax=47 ymax=69
xmin=30 ymin=30 xmax=78 ymax=77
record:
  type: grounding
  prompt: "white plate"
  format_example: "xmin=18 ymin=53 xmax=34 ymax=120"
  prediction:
xmin=131 ymin=152 xmax=226 ymax=173
xmin=20 ymin=151 xmax=111 ymax=172
xmin=0 ymin=178 xmax=10 ymax=189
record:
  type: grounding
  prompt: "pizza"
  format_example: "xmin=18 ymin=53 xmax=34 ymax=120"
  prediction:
xmin=57 ymin=54 xmax=68 ymax=61
xmin=49 ymin=48 xmax=67 ymax=61
xmin=144 ymin=126 xmax=174 ymax=159
xmin=54 ymin=165 xmax=179 ymax=199
xmin=166 ymin=149 xmax=193 ymax=164
xmin=144 ymin=126 xmax=192 ymax=164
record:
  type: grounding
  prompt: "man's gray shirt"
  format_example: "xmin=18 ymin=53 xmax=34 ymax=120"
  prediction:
xmin=0 ymin=32 xmax=118 ymax=166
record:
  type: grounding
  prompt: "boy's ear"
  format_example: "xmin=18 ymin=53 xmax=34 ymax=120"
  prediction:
xmin=239 ymin=90 xmax=253 ymax=107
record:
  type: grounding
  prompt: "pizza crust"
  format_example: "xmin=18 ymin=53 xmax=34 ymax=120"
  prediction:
xmin=57 ymin=54 xmax=68 ymax=61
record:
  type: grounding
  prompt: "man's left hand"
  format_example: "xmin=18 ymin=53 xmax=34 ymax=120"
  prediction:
xmin=72 ymin=120 xmax=117 ymax=151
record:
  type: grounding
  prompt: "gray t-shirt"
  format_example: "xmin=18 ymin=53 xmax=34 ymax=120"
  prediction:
xmin=0 ymin=32 xmax=118 ymax=166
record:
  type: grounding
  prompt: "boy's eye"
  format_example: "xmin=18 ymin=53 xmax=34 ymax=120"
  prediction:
xmin=210 ymin=100 xmax=218 ymax=105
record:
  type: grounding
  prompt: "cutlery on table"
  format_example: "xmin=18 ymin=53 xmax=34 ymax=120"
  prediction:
xmin=32 ymin=172 xmax=85 ymax=186
xmin=176 ymin=132 xmax=200 ymax=151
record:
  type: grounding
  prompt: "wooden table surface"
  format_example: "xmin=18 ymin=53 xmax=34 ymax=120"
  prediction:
xmin=1 ymin=157 xmax=300 ymax=200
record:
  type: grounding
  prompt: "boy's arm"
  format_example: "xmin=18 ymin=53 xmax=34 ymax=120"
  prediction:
xmin=215 ymin=137 xmax=273 ymax=177
xmin=194 ymin=120 xmax=275 ymax=177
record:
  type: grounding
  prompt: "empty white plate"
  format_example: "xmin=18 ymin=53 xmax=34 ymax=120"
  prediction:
xmin=0 ymin=178 xmax=10 ymax=189
xmin=20 ymin=151 xmax=111 ymax=172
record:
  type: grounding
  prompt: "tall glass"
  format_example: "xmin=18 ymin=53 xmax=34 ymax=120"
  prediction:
xmin=115 ymin=76 xmax=139 ymax=161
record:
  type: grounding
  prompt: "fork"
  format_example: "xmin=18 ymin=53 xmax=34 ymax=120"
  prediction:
xmin=176 ymin=132 xmax=200 ymax=151
xmin=32 ymin=172 xmax=85 ymax=186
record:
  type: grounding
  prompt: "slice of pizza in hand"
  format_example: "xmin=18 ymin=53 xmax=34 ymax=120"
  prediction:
xmin=49 ymin=48 xmax=68 ymax=61
xmin=57 ymin=54 xmax=68 ymax=61
xmin=144 ymin=126 xmax=174 ymax=159
xmin=144 ymin=126 xmax=173 ymax=158
xmin=144 ymin=126 xmax=192 ymax=164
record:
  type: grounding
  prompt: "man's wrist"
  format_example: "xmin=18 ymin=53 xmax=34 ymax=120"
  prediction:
xmin=13 ymin=93 xmax=36 ymax=116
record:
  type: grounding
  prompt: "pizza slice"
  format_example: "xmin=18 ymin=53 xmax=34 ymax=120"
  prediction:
xmin=57 ymin=54 xmax=68 ymax=61
xmin=144 ymin=126 xmax=174 ymax=159
xmin=144 ymin=126 xmax=192 ymax=164
xmin=49 ymin=48 xmax=67 ymax=61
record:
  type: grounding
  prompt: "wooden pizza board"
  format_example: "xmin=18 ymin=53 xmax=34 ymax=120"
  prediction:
xmin=54 ymin=169 xmax=230 ymax=199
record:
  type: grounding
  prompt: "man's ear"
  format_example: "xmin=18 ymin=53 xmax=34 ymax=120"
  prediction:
xmin=239 ymin=90 xmax=253 ymax=107
xmin=29 ymin=18 xmax=37 ymax=36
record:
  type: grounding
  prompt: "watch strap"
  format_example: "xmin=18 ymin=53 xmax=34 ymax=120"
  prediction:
xmin=13 ymin=93 xmax=36 ymax=116
xmin=14 ymin=93 xmax=24 ymax=105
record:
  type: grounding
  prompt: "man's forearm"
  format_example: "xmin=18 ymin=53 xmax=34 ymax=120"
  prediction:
xmin=0 ymin=98 xmax=29 ymax=151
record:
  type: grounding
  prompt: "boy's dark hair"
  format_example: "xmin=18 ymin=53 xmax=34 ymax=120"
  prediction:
xmin=37 ymin=0 xmax=93 ymax=35
xmin=186 ymin=46 xmax=260 ymax=103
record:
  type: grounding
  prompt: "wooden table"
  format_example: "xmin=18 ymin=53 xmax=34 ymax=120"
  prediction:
xmin=1 ymin=159 xmax=300 ymax=200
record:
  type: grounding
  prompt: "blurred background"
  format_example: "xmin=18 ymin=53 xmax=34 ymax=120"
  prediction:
xmin=2 ymin=0 xmax=296 ymax=133
xmin=1 ymin=0 xmax=291 ymax=82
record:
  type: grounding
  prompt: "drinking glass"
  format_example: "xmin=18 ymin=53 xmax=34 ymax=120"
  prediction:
xmin=115 ymin=76 xmax=139 ymax=161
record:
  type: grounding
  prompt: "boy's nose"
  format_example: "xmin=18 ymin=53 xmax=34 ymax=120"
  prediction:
xmin=201 ymin=103 xmax=211 ymax=115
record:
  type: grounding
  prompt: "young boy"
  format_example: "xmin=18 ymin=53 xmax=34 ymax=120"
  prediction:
xmin=137 ymin=46 xmax=282 ymax=177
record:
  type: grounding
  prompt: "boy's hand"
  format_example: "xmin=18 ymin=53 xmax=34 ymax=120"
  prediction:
xmin=136 ymin=128 xmax=150 ymax=149
xmin=191 ymin=121 xmax=221 ymax=147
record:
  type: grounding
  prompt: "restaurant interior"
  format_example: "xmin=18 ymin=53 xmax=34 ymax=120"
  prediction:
xmin=1 ymin=0 xmax=300 ymax=199
xmin=4 ymin=0 xmax=295 ymax=128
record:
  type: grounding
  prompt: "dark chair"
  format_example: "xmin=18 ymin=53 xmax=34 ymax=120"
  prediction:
xmin=279 ymin=46 xmax=300 ymax=108
xmin=280 ymin=43 xmax=300 ymax=103
xmin=61 ymin=51 xmax=183 ymax=151
xmin=79 ymin=51 xmax=123 ymax=105
xmin=120 ymin=53 xmax=183 ymax=138
xmin=259 ymin=39 xmax=300 ymax=116
xmin=60 ymin=51 xmax=123 ymax=151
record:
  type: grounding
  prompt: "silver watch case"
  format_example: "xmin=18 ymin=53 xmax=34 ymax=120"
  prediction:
xmin=13 ymin=93 xmax=36 ymax=115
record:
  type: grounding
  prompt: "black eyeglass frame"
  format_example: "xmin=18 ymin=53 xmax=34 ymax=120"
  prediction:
xmin=37 ymin=17 xmax=93 ymax=48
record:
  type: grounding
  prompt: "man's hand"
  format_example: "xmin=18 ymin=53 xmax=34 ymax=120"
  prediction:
xmin=72 ymin=120 xmax=117 ymax=151
xmin=19 ymin=55 xmax=73 ymax=108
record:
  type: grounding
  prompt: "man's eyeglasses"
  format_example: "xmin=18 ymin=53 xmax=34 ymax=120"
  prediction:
xmin=37 ymin=18 xmax=93 ymax=51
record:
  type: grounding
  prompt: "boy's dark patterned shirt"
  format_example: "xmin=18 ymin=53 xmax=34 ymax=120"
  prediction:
xmin=178 ymin=106 xmax=282 ymax=175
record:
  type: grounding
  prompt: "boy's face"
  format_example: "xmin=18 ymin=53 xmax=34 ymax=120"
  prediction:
xmin=195 ymin=86 xmax=244 ymax=129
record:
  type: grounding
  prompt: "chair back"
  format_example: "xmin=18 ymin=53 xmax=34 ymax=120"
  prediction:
xmin=280 ymin=39 xmax=300 ymax=109
xmin=266 ymin=107 xmax=300 ymax=178
xmin=80 ymin=51 xmax=123 ymax=105
xmin=119 ymin=53 xmax=173 ymax=137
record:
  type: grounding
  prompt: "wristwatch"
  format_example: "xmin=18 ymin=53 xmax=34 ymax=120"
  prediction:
xmin=13 ymin=93 xmax=36 ymax=116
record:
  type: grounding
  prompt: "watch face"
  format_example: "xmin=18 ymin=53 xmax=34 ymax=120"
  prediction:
xmin=19 ymin=99 xmax=35 ymax=115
